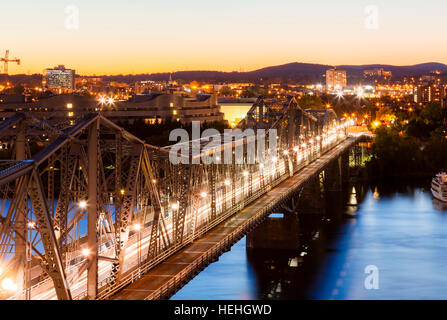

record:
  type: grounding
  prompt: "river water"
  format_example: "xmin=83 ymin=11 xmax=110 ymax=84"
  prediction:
xmin=219 ymin=103 xmax=252 ymax=125
xmin=172 ymin=179 xmax=447 ymax=300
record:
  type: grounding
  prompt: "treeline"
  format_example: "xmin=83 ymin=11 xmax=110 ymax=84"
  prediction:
xmin=367 ymin=103 xmax=447 ymax=178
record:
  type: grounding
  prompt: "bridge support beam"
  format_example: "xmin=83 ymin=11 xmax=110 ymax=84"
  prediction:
xmin=14 ymin=124 xmax=26 ymax=293
xmin=87 ymin=120 xmax=98 ymax=300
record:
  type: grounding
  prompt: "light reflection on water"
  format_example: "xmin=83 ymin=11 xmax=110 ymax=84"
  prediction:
xmin=219 ymin=103 xmax=252 ymax=124
xmin=171 ymin=237 xmax=257 ymax=300
xmin=172 ymin=182 xmax=447 ymax=300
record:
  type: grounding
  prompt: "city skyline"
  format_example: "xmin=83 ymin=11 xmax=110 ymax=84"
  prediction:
xmin=3 ymin=60 xmax=447 ymax=77
xmin=2 ymin=0 xmax=447 ymax=75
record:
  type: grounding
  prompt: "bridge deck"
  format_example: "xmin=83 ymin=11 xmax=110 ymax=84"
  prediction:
xmin=111 ymin=137 xmax=359 ymax=300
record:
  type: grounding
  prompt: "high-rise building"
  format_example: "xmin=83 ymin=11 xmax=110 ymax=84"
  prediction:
xmin=414 ymin=83 xmax=447 ymax=107
xmin=43 ymin=65 xmax=75 ymax=92
xmin=326 ymin=68 xmax=347 ymax=89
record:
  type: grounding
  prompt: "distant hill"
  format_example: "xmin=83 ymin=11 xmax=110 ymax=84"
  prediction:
xmin=97 ymin=62 xmax=447 ymax=84
xmin=338 ymin=62 xmax=447 ymax=78
xmin=5 ymin=62 xmax=447 ymax=85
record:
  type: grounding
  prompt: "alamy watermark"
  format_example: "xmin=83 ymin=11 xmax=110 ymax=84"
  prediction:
xmin=65 ymin=5 xmax=80 ymax=30
xmin=364 ymin=5 xmax=379 ymax=30
xmin=169 ymin=121 xmax=278 ymax=165
xmin=364 ymin=265 xmax=379 ymax=290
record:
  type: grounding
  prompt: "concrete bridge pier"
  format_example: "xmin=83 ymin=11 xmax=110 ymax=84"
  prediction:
xmin=297 ymin=174 xmax=325 ymax=215
xmin=246 ymin=212 xmax=300 ymax=250
xmin=341 ymin=151 xmax=350 ymax=187
xmin=246 ymin=174 xmax=325 ymax=250
xmin=323 ymin=157 xmax=346 ymax=213
xmin=324 ymin=159 xmax=342 ymax=193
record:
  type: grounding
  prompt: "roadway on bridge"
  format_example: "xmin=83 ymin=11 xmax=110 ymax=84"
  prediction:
xmin=112 ymin=137 xmax=358 ymax=300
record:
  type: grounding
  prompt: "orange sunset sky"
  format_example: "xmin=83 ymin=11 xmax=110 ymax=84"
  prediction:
xmin=2 ymin=0 xmax=447 ymax=75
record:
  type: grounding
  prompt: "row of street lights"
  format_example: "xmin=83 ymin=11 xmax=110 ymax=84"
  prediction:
xmin=24 ymin=124 xmax=347 ymax=298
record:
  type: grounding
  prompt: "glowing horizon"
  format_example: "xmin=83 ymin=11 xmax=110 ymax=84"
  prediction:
xmin=2 ymin=0 xmax=447 ymax=76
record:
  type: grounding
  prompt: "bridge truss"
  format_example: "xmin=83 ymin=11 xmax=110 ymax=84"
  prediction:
xmin=0 ymin=98 xmax=350 ymax=300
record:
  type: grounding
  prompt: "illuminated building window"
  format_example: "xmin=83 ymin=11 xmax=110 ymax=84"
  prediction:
xmin=170 ymin=103 xmax=174 ymax=107
xmin=67 ymin=103 xmax=73 ymax=109
xmin=68 ymin=112 xmax=74 ymax=117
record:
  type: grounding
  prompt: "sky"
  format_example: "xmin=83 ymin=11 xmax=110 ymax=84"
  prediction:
xmin=1 ymin=0 xmax=447 ymax=75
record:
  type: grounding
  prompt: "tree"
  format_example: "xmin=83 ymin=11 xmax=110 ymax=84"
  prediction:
xmin=419 ymin=102 xmax=445 ymax=126
xmin=219 ymin=86 xmax=233 ymax=96
xmin=298 ymin=94 xmax=323 ymax=109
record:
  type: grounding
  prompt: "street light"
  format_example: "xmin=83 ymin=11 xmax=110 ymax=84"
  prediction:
xmin=78 ymin=200 xmax=87 ymax=209
xmin=171 ymin=203 xmax=179 ymax=210
xmin=200 ymin=192 xmax=207 ymax=198
xmin=81 ymin=248 xmax=90 ymax=257
xmin=1 ymin=278 xmax=17 ymax=292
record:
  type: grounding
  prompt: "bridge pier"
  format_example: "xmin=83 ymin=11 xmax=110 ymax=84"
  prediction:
xmin=246 ymin=213 xmax=300 ymax=250
xmin=341 ymin=151 xmax=350 ymax=187
xmin=324 ymin=159 xmax=342 ymax=193
xmin=297 ymin=175 xmax=325 ymax=215
xmin=323 ymin=157 xmax=348 ymax=216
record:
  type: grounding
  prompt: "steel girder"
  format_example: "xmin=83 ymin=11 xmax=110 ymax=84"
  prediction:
xmin=0 ymin=100 xmax=346 ymax=300
xmin=29 ymin=169 xmax=71 ymax=300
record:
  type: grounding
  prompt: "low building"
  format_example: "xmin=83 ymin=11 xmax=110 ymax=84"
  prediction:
xmin=0 ymin=92 xmax=225 ymax=125
xmin=414 ymin=84 xmax=447 ymax=107
xmin=119 ymin=93 xmax=224 ymax=124
xmin=0 ymin=94 xmax=25 ymax=104
xmin=363 ymin=68 xmax=392 ymax=79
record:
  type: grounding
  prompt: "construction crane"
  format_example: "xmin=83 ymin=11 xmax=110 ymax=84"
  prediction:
xmin=0 ymin=50 xmax=20 ymax=74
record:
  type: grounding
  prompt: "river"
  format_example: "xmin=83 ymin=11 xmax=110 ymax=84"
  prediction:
xmin=172 ymin=179 xmax=447 ymax=300
xmin=219 ymin=103 xmax=252 ymax=125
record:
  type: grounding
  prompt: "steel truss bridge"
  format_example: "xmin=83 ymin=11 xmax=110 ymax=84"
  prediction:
xmin=0 ymin=97 xmax=358 ymax=300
